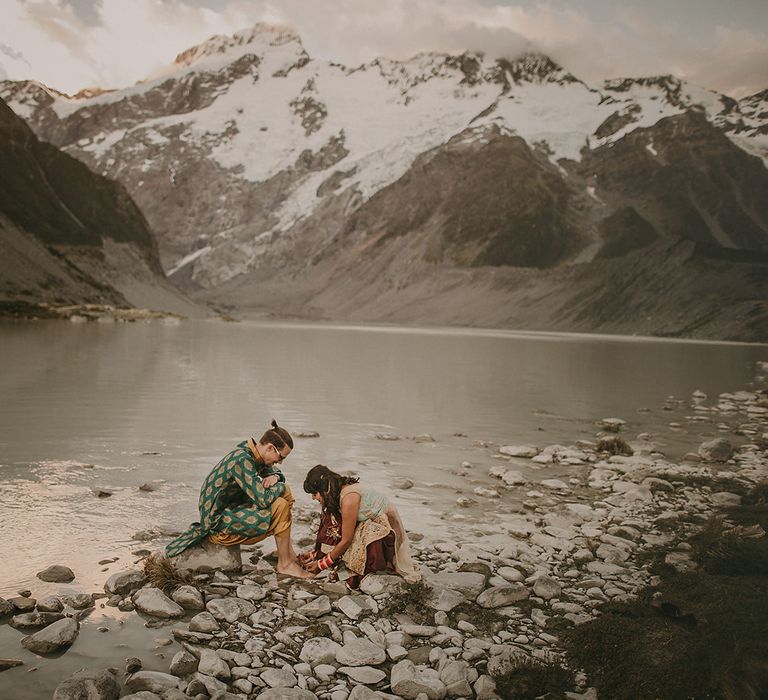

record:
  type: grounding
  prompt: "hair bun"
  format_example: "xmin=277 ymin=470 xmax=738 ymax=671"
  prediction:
xmin=271 ymin=419 xmax=279 ymax=429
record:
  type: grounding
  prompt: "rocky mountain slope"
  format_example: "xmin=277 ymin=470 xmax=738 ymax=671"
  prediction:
xmin=0 ymin=99 xmax=198 ymax=315
xmin=2 ymin=24 xmax=766 ymax=339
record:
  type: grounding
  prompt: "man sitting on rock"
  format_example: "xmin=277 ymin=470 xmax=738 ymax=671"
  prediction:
xmin=166 ymin=420 xmax=309 ymax=578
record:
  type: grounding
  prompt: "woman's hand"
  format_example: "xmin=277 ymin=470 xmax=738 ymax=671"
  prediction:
xmin=304 ymin=560 xmax=320 ymax=575
xmin=262 ymin=474 xmax=279 ymax=488
xmin=297 ymin=550 xmax=316 ymax=566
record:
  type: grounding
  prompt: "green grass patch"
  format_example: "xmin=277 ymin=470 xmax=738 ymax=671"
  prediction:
xmin=491 ymin=657 xmax=575 ymax=700
xmin=452 ymin=602 xmax=506 ymax=634
xmin=564 ymin=511 xmax=768 ymax=700
xmin=379 ymin=580 xmax=434 ymax=623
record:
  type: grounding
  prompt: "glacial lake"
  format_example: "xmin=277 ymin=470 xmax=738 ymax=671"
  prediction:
xmin=0 ymin=318 xmax=766 ymax=697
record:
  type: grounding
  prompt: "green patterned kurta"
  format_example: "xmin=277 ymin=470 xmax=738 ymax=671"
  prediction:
xmin=165 ymin=439 xmax=286 ymax=557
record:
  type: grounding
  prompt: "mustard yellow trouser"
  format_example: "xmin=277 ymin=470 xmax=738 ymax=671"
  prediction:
xmin=208 ymin=485 xmax=294 ymax=546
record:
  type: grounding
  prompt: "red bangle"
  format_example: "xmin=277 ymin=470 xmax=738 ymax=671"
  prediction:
xmin=318 ymin=554 xmax=334 ymax=571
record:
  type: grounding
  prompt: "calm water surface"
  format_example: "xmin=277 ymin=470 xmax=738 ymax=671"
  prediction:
xmin=0 ymin=319 xmax=766 ymax=697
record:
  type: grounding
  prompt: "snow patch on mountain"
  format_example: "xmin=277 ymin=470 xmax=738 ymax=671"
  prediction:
xmin=173 ymin=23 xmax=304 ymax=71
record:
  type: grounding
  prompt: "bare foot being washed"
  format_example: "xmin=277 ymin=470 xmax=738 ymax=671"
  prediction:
xmin=277 ymin=559 xmax=313 ymax=578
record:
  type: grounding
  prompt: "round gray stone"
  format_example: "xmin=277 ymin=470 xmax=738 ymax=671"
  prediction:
xmin=336 ymin=638 xmax=386 ymax=667
xmin=133 ymin=588 xmax=184 ymax=618
xmin=37 ymin=565 xmax=75 ymax=583
xmin=21 ymin=618 xmax=79 ymax=654
xmin=476 ymin=584 xmax=530 ymax=608
xmin=206 ymin=597 xmax=256 ymax=622
xmin=53 ymin=668 xmax=119 ymax=700
xmin=171 ymin=585 xmax=204 ymax=610
xmin=300 ymin=637 xmax=343 ymax=666
xmin=104 ymin=569 xmax=148 ymax=596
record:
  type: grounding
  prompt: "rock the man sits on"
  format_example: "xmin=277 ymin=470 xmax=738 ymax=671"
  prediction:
xmin=166 ymin=419 xmax=309 ymax=578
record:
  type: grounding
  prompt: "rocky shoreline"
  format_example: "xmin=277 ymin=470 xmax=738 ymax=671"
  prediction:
xmin=1 ymin=378 xmax=767 ymax=699
xmin=0 ymin=301 xmax=185 ymax=323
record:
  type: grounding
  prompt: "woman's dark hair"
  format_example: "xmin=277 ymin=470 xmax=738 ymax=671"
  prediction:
xmin=303 ymin=464 xmax=358 ymax=518
xmin=260 ymin=419 xmax=293 ymax=450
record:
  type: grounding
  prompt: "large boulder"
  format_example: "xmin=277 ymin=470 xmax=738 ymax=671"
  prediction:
xmin=36 ymin=596 xmax=64 ymax=613
xmin=188 ymin=672 xmax=228 ymax=697
xmin=10 ymin=612 xmax=65 ymax=629
xmin=426 ymin=587 xmax=465 ymax=613
xmin=336 ymin=595 xmax=372 ymax=620
xmin=338 ymin=666 xmax=386 ymax=684
xmin=474 ymin=675 xmax=498 ymax=699
xmin=427 ymin=572 xmax=486 ymax=598
xmin=170 ymin=650 xmax=199 ymax=676
xmin=62 ymin=593 xmax=94 ymax=610
xmin=698 ymin=438 xmax=733 ymax=462
xmin=53 ymin=668 xmax=120 ymax=700
xmin=174 ymin=539 xmax=241 ymax=573
xmin=532 ymin=576 xmax=562 ymax=600
xmin=198 ymin=648 xmax=231 ymax=680
xmin=171 ymin=585 xmax=205 ymax=610
xmin=476 ymin=585 xmax=529 ymax=608
xmin=348 ymin=685 xmax=384 ymax=700
xmin=104 ymin=569 xmax=148 ymax=596
xmin=711 ymin=492 xmax=742 ymax=507
xmin=205 ymin=597 xmax=256 ymax=622
xmin=36 ymin=565 xmax=75 ymax=583
xmin=297 ymin=595 xmax=332 ymax=618
xmin=358 ymin=574 xmax=403 ymax=596
xmin=300 ymin=637 xmax=343 ymax=666
xmin=124 ymin=671 xmax=180 ymax=694
xmin=256 ymin=689 xmax=318 ymax=700
xmin=499 ymin=445 xmax=539 ymax=458
xmin=440 ymin=660 xmax=472 ymax=697
xmin=336 ymin=638 xmax=387 ymax=667
xmin=189 ymin=611 xmax=220 ymax=633
xmin=21 ymin=618 xmax=79 ymax=654
xmin=133 ymin=588 xmax=184 ymax=618
xmin=261 ymin=668 xmax=297 ymax=688
xmin=236 ymin=584 xmax=267 ymax=602
xmin=390 ymin=660 xmax=447 ymax=699
xmin=501 ymin=470 xmax=527 ymax=486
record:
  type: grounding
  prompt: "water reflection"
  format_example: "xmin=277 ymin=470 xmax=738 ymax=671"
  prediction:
xmin=0 ymin=319 xmax=765 ymax=587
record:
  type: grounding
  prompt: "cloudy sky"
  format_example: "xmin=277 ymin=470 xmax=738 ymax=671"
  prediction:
xmin=1 ymin=0 xmax=766 ymax=98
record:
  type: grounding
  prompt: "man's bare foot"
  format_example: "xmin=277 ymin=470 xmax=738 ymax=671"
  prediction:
xmin=277 ymin=560 xmax=313 ymax=578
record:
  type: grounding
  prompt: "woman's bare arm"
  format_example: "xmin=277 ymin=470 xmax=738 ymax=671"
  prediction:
xmin=328 ymin=491 xmax=361 ymax=562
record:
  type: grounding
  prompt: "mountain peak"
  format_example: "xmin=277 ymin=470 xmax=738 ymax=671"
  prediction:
xmin=499 ymin=51 xmax=581 ymax=86
xmin=173 ymin=22 xmax=304 ymax=69
xmin=603 ymin=75 xmax=688 ymax=107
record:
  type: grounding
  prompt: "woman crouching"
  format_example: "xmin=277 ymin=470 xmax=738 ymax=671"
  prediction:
xmin=301 ymin=465 xmax=421 ymax=588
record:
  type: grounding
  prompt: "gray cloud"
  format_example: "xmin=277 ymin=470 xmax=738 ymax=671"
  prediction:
xmin=61 ymin=0 xmax=103 ymax=26
xmin=23 ymin=0 xmax=93 ymax=62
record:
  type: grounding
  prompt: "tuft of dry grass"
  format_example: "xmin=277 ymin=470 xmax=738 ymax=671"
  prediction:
xmin=744 ymin=480 xmax=768 ymax=506
xmin=690 ymin=515 xmax=736 ymax=564
xmin=143 ymin=553 xmax=193 ymax=593
xmin=597 ymin=435 xmax=634 ymax=456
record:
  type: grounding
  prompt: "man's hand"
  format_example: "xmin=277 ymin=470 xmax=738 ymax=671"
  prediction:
xmin=262 ymin=474 xmax=279 ymax=488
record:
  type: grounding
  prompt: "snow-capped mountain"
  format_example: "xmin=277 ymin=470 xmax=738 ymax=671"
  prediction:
xmin=0 ymin=99 xmax=197 ymax=315
xmin=2 ymin=23 xmax=767 ymax=339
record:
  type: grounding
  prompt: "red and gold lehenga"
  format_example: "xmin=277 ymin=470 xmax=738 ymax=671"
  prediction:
xmin=313 ymin=484 xmax=420 ymax=589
